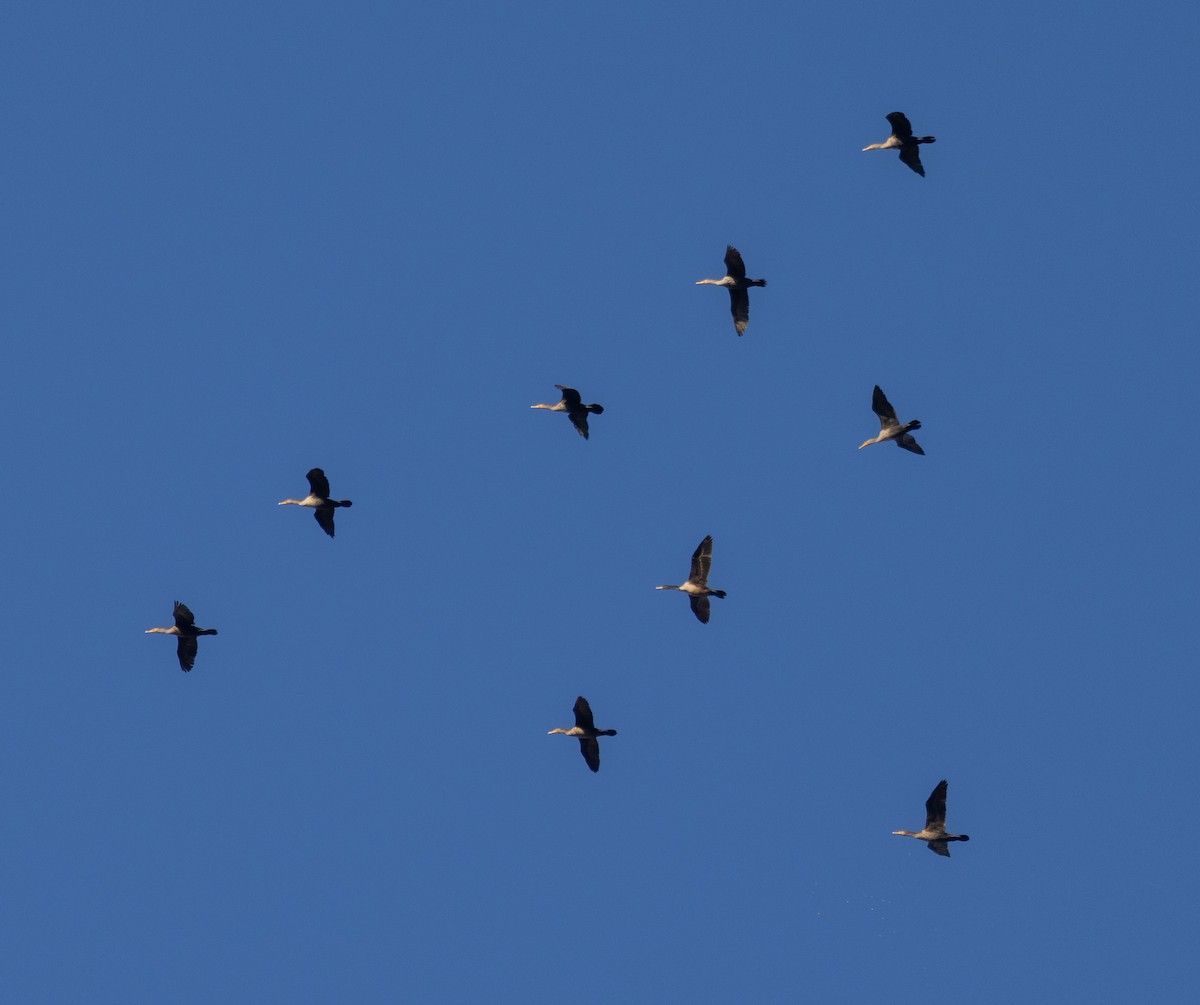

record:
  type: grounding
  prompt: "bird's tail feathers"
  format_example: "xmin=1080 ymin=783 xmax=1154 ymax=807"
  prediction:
xmin=337 ymin=499 xmax=354 ymax=508
xmin=748 ymin=278 xmax=767 ymax=287
xmin=588 ymin=403 xmax=605 ymax=415
xmin=918 ymin=136 xmax=936 ymax=144
xmin=711 ymin=590 xmax=728 ymax=599
xmin=905 ymin=420 xmax=922 ymax=432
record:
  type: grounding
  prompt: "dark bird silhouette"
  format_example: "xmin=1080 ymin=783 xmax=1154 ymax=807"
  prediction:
xmin=859 ymin=385 xmax=924 ymax=455
xmin=893 ymin=780 xmax=971 ymax=857
xmin=279 ymin=468 xmax=354 ymax=537
xmin=530 ymin=385 xmax=605 ymax=440
xmin=548 ymin=696 xmax=618 ymax=773
xmin=145 ymin=601 xmax=219 ymax=672
xmin=696 ymin=246 xmax=767 ymax=336
xmin=656 ymin=535 xmax=727 ymax=624
xmin=863 ymin=112 xmax=936 ymax=177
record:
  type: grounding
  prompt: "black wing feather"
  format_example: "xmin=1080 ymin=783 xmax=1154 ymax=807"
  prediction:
xmin=177 ymin=637 xmax=197 ymax=672
xmin=872 ymin=385 xmax=899 ymax=428
xmin=724 ymin=245 xmax=747 ymax=280
xmin=886 ymin=111 xmax=914 ymax=139
xmin=579 ymin=737 xmax=601 ymax=772
xmin=573 ymin=696 xmax=596 ymax=731
xmin=306 ymin=468 xmax=332 ymax=498
xmin=568 ymin=411 xmax=590 ymax=439
xmin=172 ymin=602 xmax=196 ymax=630
xmin=314 ymin=508 xmax=336 ymax=538
xmin=925 ymin=780 xmax=949 ymax=830
xmin=729 ymin=287 xmax=750 ymax=336
xmin=690 ymin=536 xmax=713 ymax=584
xmin=898 ymin=145 xmax=926 ymax=176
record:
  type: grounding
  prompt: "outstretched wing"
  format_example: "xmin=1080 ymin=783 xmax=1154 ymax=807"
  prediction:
xmin=886 ymin=111 xmax=914 ymax=139
xmin=690 ymin=535 xmax=713 ymax=585
xmin=314 ymin=508 xmax=336 ymax=538
xmin=578 ymin=737 xmax=601 ymax=772
xmin=573 ymin=696 xmax=596 ymax=731
xmin=927 ymin=840 xmax=951 ymax=857
xmin=306 ymin=468 xmax=332 ymax=498
xmin=925 ymin=780 xmax=949 ymax=830
xmin=172 ymin=601 xmax=196 ymax=630
xmin=896 ymin=433 xmax=925 ymax=455
xmin=898 ymin=145 xmax=926 ymax=177
xmin=555 ymin=386 xmax=583 ymax=408
xmin=729 ymin=286 xmax=750 ymax=336
xmin=872 ymin=385 xmax=900 ymax=430
xmin=689 ymin=594 xmax=711 ymax=624
xmin=568 ymin=410 xmax=590 ymax=439
xmin=177 ymin=636 xmax=198 ymax=672
xmin=723 ymin=245 xmax=747 ymax=281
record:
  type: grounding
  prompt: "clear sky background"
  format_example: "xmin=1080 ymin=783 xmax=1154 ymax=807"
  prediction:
xmin=2 ymin=2 xmax=1197 ymax=1002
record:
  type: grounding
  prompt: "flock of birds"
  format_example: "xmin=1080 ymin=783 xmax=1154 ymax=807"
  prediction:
xmin=143 ymin=111 xmax=968 ymax=858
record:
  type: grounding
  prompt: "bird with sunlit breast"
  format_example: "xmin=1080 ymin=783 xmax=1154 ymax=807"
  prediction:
xmin=145 ymin=601 xmax=219 ymax=672
xmin=696 ymin=245 xmax=767 ymax=336
xmin=530 ymin=385 xmax=605 ymax=440
xmin=892 ymin=780 xmax=970 ymax=857
xmin=656 ymin=534 xmax=728 ymax=624
xmin=278 ymin=467 xmax=354 ymax=537
xmin=858 ymin=385 xmax=924 ymax=455
xmin=862 ymin=111 xmax=936 ymax=177
xmin=548 ymin=696 xmax=618 ymax=773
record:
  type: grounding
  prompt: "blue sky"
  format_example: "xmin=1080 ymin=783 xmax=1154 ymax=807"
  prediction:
xmin=2 ymin=2 xmax=1197 ymax=1001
